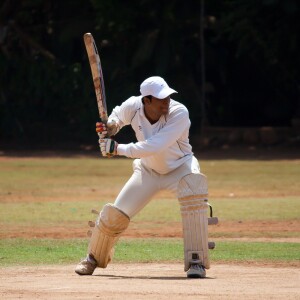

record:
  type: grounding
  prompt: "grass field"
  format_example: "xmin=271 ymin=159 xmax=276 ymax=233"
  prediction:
xmin=0 ymin=238 xmax=299 ymax=266
xmin=0 ymin=155 xmax=299 ymax=266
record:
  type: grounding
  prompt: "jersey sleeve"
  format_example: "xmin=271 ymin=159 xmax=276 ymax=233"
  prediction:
xmin=108 ymin=97 xmax=139 ymax=130
xmin=117 ymin=106 xmax=190 ymax=158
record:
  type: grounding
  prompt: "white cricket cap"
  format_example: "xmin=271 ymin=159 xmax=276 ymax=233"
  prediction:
xmin=140 ymin=76 xmax=177 ymax=99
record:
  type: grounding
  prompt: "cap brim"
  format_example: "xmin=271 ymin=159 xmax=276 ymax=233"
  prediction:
xmin=156 ymin=87 xmax=178 ymax=99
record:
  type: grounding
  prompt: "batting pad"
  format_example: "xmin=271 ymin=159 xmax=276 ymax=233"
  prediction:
xmin=88 ymin=204 xmax=130 ymax=268
xmin=178 ymin=173 xmax=210 ymax=271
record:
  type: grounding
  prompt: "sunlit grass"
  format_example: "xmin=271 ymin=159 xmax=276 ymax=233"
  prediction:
xmin=0 ymin=196 xmax=298 ymax=227
xmin=1 ymin=158 xmax=299 ymax=202
xmin=0 ymin=158 xmax=131 ymax=201
xmin=0 ymin=238 xmax=299 ymax=266
xmin=1 ymin=157 xmax=299 ymax=240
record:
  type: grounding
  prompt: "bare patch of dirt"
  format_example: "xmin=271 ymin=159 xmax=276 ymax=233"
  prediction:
xmin=0 ymin=264 xmax=299 ymax=299
xmin=128 ymin=220 xmax=300 ymax=238
xmin=1 ymin=220 xmax=299 ymax=241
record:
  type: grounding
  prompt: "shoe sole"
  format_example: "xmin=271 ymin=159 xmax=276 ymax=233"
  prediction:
xmin=187 ymin=273 xmax=206 ymax=278
xmin=75 ymin=268 xmax=95 ymax=276
xmin=75 ymin=270 xmax=93 ymax=276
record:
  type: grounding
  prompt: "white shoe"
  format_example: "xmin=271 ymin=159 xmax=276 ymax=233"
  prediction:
xmin=75 ymin=256 xmax=97 ymax=275
xmin=187 ymin=264 xmax=206 ymax=278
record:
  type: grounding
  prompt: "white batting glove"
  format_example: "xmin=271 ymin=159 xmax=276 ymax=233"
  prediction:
xmin=99 ymin=138 xmax=118 ymax=157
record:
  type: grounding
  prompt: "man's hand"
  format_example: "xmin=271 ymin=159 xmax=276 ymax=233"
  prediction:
xmin=96 ymin=122 xmax=108 ymax=138
xmin=96 ymin=119 xmax=119 ymax=138
xmin=99 ymin=138 xmax=118 ymax=157
xmin=106 ymin=119 xmax=120 ymax=136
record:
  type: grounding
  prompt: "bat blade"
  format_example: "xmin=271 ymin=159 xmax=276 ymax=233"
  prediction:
xmin=83 ymin=33 xmax=108 ymax=123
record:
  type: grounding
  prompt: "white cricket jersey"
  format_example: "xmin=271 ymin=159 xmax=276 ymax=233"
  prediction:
xmin=109 ymin=96 xmax=193 ymax=174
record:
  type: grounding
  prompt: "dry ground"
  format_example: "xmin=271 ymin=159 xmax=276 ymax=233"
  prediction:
xmin=1 ymin=263 xmax=299 ymax=300
xmin=1 ymin=220 xmax=300 ymax=240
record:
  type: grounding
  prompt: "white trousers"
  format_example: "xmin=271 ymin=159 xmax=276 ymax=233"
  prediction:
xmin=114 ymin=156 xmax=200 ymax=218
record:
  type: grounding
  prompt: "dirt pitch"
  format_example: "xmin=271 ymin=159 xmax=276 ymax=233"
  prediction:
xmin=1 ymin=263 xmax=299 ymax=299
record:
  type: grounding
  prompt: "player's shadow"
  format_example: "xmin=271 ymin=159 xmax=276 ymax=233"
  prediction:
xmin=95 ymin=274 xmax=215 ymax=280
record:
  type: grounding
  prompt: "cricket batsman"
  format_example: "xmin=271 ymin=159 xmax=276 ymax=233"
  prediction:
xmin=75 ymin=76 xmax=213 ymax=278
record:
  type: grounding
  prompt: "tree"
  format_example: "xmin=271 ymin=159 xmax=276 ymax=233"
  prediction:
xmin=214 ymin=0 xmax=300 ymax=125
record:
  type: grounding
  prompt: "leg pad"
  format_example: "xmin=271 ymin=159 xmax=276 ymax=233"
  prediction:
xmin=87 ymin=204 xmax=130 ymax=268
xmin=178 ymin=173 xmax=210 ymax=271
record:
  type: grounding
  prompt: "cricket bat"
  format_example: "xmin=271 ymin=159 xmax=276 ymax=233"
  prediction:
xmin=83 ymin=33 xmax=108 ymax=124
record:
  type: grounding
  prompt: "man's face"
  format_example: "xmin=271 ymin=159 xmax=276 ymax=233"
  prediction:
xmin=146 ymin=96 xmax=170 ymax=116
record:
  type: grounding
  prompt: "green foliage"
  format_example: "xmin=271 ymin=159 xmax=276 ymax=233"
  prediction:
xmin=213 ymin=0 xmax=300 ymax=125
xmin=0 ymin=0 xmax=97 ymax=142
xmin=0 ymin=0 xmax=299 ymax=143
xmin=219 ymin=0 xmax=299 ymax=84
xmin=90 ymin=0 xmax=206 ymax=121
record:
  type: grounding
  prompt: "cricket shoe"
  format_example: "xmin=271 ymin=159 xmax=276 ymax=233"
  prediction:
xmin=75 ymin=256 xmax=97 ymax=275
xmin=187 ymin=264 xmax=206 ymax=278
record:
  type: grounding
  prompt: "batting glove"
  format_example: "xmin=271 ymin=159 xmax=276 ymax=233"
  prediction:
xmin=99 ymin=138 xmax=118 ymax=157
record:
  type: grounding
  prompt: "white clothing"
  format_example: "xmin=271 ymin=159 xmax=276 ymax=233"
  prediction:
xmin=114 ymin=156 xmax=200 ymax=218
xmin=107 ymin=95 xmax=200 ymax=218
xmin=109 ymin=96 xmax=193 ymax=174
